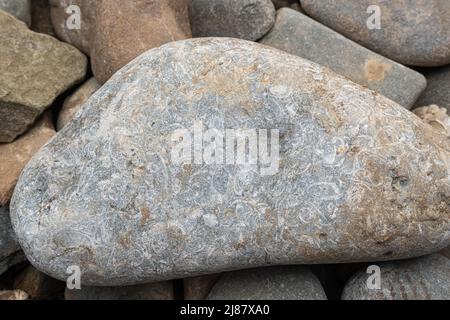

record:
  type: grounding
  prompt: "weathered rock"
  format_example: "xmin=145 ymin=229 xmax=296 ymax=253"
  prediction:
xmin=14 ymin=265 xmax=65 ymax=299
xmin=57 ymin=78 xmax=100 ymax=131
xmin=300 ymin=0 xmax=450 ymax=67
xmin=65 ymin=282 xmax=174 ymax=300
xmin=184 ymin=274 xmax=221 ymax=300
xmin=189 ymin=0 xmax=275 ymax=41
xmin=0 ymin=0 xmax=31 ymax=25
xmin=415 ymin=66 xmax=450 ymax=112
xmin=0 ymin=112 xmax=56 ymax=206
xmin=342 ymin=254 xmax=450 ymax=300
xmin=0 ymin=10 xmax=86 ymax=143
xmin=0 ymin=207 xmax=24 ymax=276
xmin=207 ymin=266 xmax=327 ymax=300
xmin=11 ymin=38 xmax=450 ymax=286
xmin=259 ymin=8 xmax=426 ymax=109
xmin=441 ymin=247 xmax=450 ymax=259
xmin=50 ymin=0 xmax=191 ymax=84
xmin=31 ymin=0 xmax=55 ymax=36
xmin=49 ymin=0 xmax=94 ymax=55
xmin=413 ymin=105 xmax=450 ymax=137
xmin=0 ymin=290 xmax=28 ymax=300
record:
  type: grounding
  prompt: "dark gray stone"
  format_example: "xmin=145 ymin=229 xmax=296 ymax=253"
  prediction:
xmin=342 ymin=254 xmax=450 ymax=300
xmin=207 ymin=266 xmax=327 ymax=300
xmin=415 ymin=66 xmax=450 ymax=113
xmin=0 ymin=207 xmax=24 ymax=275
xmin=65 ymin=281 xmax=174 ymax=300
xmin=300 ymin=0 xmax=450 ymax=67
xmin=189 ymin=0 xmax=275 ymax=41
xmin=0 ymin=0 xmax=31 ymax=25
xmin=259 ymin=8 xmax=426 ymax=109
xmin=10 ymin=38 xmax=449 ymax=286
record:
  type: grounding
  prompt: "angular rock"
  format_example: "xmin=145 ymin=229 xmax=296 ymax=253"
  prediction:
xmin=189 ymin=0 xmax=275 ymax=41
xmin=10 ymin=38 xmax=450 ymax=286
xmin=0 ymin=0 xmax=31 ymax=25
xmin=342 ymin=254 xmax=450 ymax=300
xmin=57 ymin=78 xmax=100 ymax=131
xmin=207 ymin=267 xmax=327 ymax=300
xmin=0 ymin=207 xmax=24 ymax=276
xmin=300 ymin=0 xmax=450 ymax=67
xmin=0 ymin=10 xmax=86 ymax=143
xmin=65 ymin=282 xmax=174 ymax=300
xmin=0 ymin=112 xmax=56 ymax=206
xmin=259 ymin=8 xmax=426 ymax=109
xmin=413 ymin=105 xmax=450 ymax=137
xmin=14 ymin=265 xmax=65 ymax=299
xmin=415 ymin=66 xmax=450 ymax=112
xmin=31 ymin=0 xmax=55 ymax=36
xmin=51 ymin=0 xmax=191 ymax=84
xmin=0 ymin=290 xmax=28 ymax=300
xmin=184 ymin=274 xmax=221 ymax=300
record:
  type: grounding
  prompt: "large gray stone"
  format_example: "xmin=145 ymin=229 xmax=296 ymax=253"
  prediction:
xmin=260 ymin=8 xmax=426 ymax=109
xmin=207 ymin=266 xmax=327 ymax=300
xmin=0 ymin=207 xmax=24 ymax=276
xmin=0 ymin=9 xmax=87 ymax=143
xmin=300 ymin=0 xmax=450 ymax=67
xmin=415 ymin=66 xmax=450 ymax=113
xmin=0 ymin=0 xmax=31 ymax=25
xmin=342 ymin=254 xmax=450 ymax=300
xmin=189 ymin=0 xmax=275 ymax=41
xmin=10 ymin=38 xmax=450 ymax=286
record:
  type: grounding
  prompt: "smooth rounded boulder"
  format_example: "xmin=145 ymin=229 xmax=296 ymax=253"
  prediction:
xmin=10 ymin=38 xmax=450 ymax=286
xmin=207 ymin=266 xmax=327 ymax=300
xmin=189 ymin=0 xmax=275 ymax=41
xmin=342 ymin=254 xmax=450 ymax=300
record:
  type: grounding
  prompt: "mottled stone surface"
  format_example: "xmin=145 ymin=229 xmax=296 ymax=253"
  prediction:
xmin=49 ymin=0 xmax=94 ymax=55
xmin=189 ymin=0 xmax=275 ymax=41
xmin=14 ymin=265 xmax=64 ymax=299
xmin=441 ymin=247 xmax=450 ymax=259
xmin=0 ymin=113 xmax=56 ymax=206
xmin=413 ymin=105 xmax=450 ymax=137
xmin=51 ymin=0 xmax=191 ymax=84
xmin=207 ymin=267 xmax=327 ymax=300
xmin=57 ymin=78 xmax=100 ymax=131
xmin=31 ymin=0 xmax=55 ymax=36
xmin=260 ymin=8 xmax=426 ymax=109
xmin=65 ymin=282 xmax=174 ymax=300
xmin=415 ymin=66 xmax=450 ymax=112
xmin=0 ymin=10 xmax=86 ymax=143
xmin=0 ymin=207 xmax=24 ymax=276
xmin=300 ymin=0 xmax=450 ymax=67
xmin=11 ymin=38 xmax=450 ymax=286
xmin=342 ymin=254 xmax=450 ymax=300
xmin=0 ymin=0 xmax=31 ymax=25
xmin=184 ymin=274 xmax=221 ymax=300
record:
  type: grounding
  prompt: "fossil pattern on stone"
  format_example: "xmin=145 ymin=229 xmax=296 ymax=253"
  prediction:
xmin=10 ymin=38 xmax=450 ymax=286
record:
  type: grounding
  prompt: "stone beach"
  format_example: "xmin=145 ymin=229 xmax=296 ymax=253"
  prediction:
xmin=0 ymin=0 xmax=448 ymax=301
